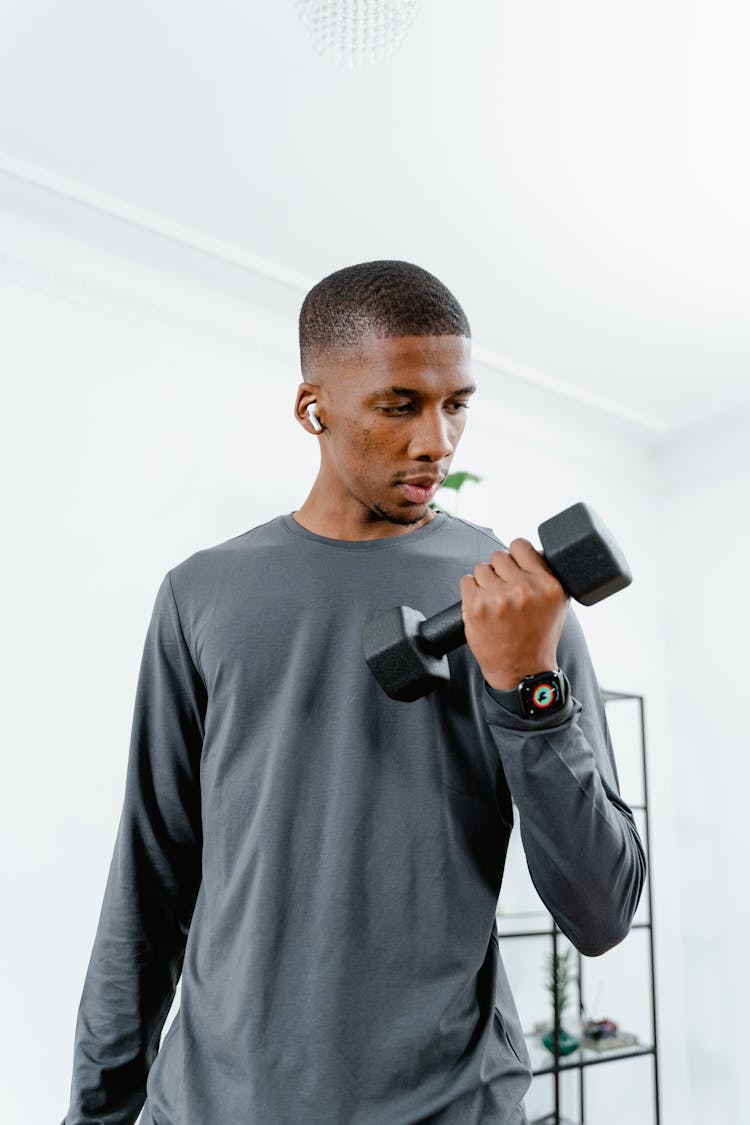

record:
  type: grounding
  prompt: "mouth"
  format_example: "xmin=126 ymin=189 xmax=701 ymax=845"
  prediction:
xmin=396 ymin=476 xmax=443 ymax=504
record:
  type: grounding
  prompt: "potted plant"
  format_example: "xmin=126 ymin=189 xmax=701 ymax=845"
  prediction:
xmin=541 ymin=948 xmax=580 ymax=1057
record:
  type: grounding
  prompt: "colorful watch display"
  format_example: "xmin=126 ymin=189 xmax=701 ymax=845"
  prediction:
xmin=489 ymin=669 xmax=568 ymax=719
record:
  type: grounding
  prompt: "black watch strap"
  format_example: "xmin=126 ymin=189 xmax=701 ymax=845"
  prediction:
xmin=487 ymin=668 xmax=568 ymax=719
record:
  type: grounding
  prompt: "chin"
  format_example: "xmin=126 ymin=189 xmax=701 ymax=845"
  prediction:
xmin=372 ymin=502 xmax=428 ymax=527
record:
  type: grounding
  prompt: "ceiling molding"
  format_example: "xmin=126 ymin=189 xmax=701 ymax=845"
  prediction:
xmin=0 ymin=150 xmax=312 ymax=293
xmin=0 ymin=150 xmax=669 ymax=437
xmin=0 ymin=243 xmax=299 ymax=380
xmin=471 ymin=345 xmax=665 ymax=435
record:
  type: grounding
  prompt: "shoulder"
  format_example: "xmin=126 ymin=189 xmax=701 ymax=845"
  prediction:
xmin=432 ymin=510 xmax=508 ymax=561
xmin=165 ymin=513 xmax=289 ymax=598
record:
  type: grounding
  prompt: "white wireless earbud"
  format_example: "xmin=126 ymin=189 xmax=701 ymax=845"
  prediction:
xmin=306 ymin=402 xmax=323 ymax=433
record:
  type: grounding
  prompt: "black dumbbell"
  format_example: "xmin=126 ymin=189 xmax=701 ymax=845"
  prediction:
xmin=362 ymin=502 xmax=632 ymax=702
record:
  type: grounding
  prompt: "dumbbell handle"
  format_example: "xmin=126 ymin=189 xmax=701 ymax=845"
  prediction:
xmin=418 ymin=602 xmax=466 ymax=658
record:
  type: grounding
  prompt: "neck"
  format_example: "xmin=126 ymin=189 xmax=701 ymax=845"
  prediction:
xmin=293 ymin=484 xmax=436 ymax=541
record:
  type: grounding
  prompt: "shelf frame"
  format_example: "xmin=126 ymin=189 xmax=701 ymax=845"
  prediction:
xmin=504 ymin=688 xmax=661 ymax=1125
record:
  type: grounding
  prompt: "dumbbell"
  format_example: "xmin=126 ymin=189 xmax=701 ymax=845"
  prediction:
xmin=362 ymin=501 xmax=631 ymax=702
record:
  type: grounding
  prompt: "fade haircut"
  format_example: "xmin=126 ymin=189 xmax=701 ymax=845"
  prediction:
xmin=299 ymin=260 xmax=471 ymax=374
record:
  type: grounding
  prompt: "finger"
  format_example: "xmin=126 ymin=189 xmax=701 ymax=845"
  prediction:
xmin=470 ymin=561 xmax=510 ymax=590
xmin=459 ymin=573 xmax=476 ymax=596
xmin=505 ymin=537 xmax=552 ymax=577
xmin=507 ymin=539 xmax=569 ymax=601
xmin=459 ymin=572 xmax=482 ymax=609
xmin=485 ymin=547 xmax=520 ymax=581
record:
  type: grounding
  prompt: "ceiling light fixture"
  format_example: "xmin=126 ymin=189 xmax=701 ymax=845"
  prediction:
xmin=294 ymin=0 xmax=422 ymax=68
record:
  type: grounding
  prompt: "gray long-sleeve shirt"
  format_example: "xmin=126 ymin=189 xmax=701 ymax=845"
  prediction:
xmin=62 ymin=511 xmax=645 ymax=1125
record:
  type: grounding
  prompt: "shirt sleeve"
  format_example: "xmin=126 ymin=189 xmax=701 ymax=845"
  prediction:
xmin=62 ymin=571 xmax=206 ymax=1125
xmin=482 ymin=604 xmax=646 ymax=957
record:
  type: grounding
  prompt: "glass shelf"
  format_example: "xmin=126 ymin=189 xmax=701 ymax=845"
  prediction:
xmin=526 ymin=1035 xmax=656 ymax=1076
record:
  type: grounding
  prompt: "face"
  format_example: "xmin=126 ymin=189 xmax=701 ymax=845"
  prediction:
xmin=300 ymin=333 xmax=474 ymax=532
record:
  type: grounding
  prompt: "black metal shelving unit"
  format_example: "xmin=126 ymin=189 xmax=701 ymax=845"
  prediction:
xmin=496 ymin=689 xmax=660 ymax=1125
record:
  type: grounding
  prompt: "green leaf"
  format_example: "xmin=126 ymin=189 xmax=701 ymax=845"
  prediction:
xmin=440 ymin=471 xmax=482 ymax=493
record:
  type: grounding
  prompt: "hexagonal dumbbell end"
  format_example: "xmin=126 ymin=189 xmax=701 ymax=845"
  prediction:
xmin=362 ymin=605 xmax=452 ymax=703
xmin=539 ymin=502 xmax=632 ymax=606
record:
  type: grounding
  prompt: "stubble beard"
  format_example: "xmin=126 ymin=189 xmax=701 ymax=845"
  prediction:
xmin=372 ymin=502 xmax=430 ymax=527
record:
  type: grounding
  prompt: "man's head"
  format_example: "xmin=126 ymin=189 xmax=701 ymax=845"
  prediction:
xmin=298 ymin=260 xmax=471 ymax=375
xmin=294 ymin=261 xmax=474 ymax=536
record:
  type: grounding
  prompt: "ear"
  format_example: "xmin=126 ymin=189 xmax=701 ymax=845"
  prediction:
xmin=294 ymin=382 xmax=323 ymax=434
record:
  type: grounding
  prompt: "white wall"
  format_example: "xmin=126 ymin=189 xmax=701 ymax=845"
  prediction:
xmin=657 ymin=410 xmax=750 ymax=1124
xmin=5 ymin=191 xmax=740 ymax=1124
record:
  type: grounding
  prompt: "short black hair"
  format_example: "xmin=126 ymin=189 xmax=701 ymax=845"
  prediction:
xmin=299 ymin=260 xmax=470 ymax=373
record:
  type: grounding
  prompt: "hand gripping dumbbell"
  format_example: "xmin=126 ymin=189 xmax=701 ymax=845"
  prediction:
xmin=362 ymin=502 xmax=632 ymax=702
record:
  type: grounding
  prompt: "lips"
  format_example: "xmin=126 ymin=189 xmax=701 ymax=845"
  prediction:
xmin=397 ymin=476 xmax=443 ymax=503
xmin=401 ymin=475 xmax=443 ymax=487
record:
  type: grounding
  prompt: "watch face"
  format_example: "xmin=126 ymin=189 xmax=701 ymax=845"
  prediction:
xmin=531 ymin=682 xmax=557 ymax=709
xmin=520 ymin=673 xmax=564 ymax=716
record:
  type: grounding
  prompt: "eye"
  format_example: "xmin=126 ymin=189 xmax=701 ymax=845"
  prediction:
xmin=447 ymin=401 xmax=470 ymax=412
xmin=379 ymin=404 xmax=413 ymax=415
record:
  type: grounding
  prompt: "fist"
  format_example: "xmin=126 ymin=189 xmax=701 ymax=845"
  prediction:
xmin=459 ymin=538 xmax=569 ymax=691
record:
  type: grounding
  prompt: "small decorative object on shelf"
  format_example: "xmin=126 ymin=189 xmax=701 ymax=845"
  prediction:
xmin=542 ymin=1026 xmax=579 ymax=1057
xmin=582 ymin=1018 xmax=639 ymax=1053
xmin=582 ymin=1017 xmax=618 ymax=1041
xmin=541 ymin=948 xmax=580 ymax=1057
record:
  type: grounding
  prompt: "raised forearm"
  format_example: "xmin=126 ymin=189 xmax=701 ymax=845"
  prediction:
xmin=488 ymin=693 xmax=645 ymax=956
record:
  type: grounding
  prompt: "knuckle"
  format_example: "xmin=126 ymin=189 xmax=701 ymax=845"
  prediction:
xmin=510 ymin=583 xmax=533 ymax=608
xmin=493 ymin=586 xmax=511 ymax=611
xmin=537 ymin=568 xmax=560 ymax=593
xmin=544 ymin=575 xmax=562 ymax=598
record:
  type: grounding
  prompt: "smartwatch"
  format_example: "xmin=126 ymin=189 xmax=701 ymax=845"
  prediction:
xmin=488 ymin=668 xmax=569 ymax=719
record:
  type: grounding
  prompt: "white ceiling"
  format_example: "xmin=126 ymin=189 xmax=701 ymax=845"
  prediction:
xmin=1 ymin=0 xmax=748 ymax=433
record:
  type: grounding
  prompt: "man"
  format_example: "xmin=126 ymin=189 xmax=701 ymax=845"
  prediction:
xmin=62 ymin=260 xmax=645 ymax=1124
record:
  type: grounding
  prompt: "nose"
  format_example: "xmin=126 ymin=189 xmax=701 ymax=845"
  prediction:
xmin=407 ymin=407 xmax=456 ymax=462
